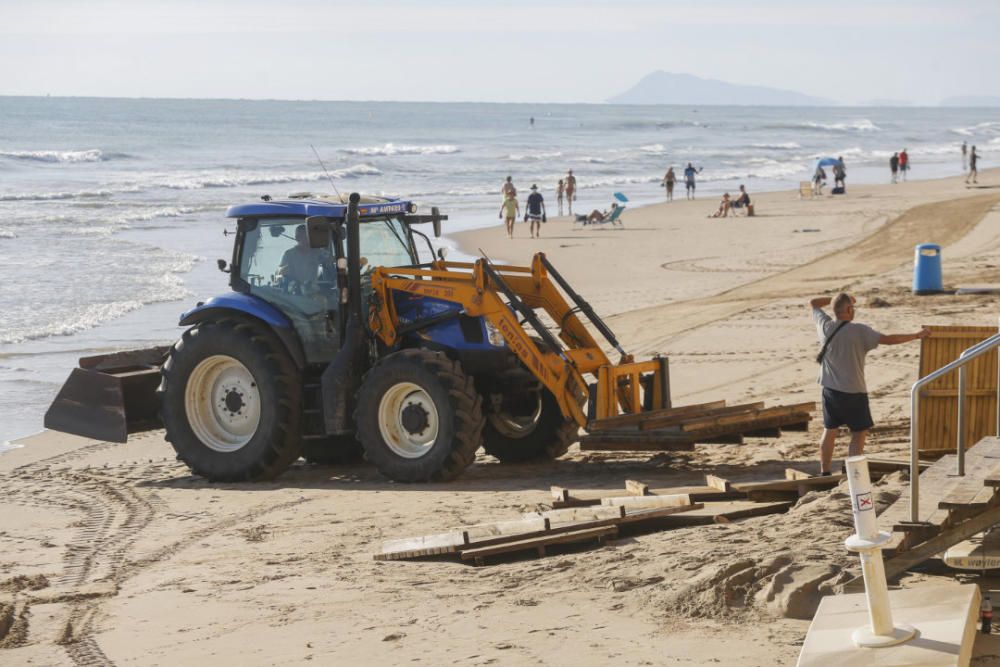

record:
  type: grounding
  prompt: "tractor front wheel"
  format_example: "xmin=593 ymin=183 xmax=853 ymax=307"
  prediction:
xmin=159 ymin=319 xmax=302 ymax=481
xmin=482 ymin=389 xmax=579 ymax=462
xmin=355 ymin=349 xmax=483 ymax=482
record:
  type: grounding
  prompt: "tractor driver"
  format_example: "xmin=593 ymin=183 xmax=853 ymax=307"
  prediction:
xmin=277 ymin=225 xmax=334 ymax=289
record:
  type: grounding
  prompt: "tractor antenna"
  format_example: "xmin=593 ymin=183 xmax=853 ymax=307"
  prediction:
xmin=310 ymin=145 xmax=343 ymax=201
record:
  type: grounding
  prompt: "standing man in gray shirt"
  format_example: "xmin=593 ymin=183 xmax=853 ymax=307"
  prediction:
xmin=810 ymin=293 xmax=929 ymax=475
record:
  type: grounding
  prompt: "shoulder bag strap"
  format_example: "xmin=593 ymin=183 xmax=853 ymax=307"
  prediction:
xmin=816 ymin=321 xmax=848 ymax=364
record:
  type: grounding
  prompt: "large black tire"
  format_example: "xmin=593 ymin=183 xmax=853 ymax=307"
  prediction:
xmin=355 ymin=349 xmax=483 ymax=482
xmin=482 ymin=389 xmax=579 ymax=462
xmin=301 ymin=436 xmax=364 ymax=465
xmin=159 ymin=319 xmax=302 ymax=482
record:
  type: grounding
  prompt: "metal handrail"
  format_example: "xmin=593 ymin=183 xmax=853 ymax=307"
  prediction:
xmin=910 ymin=332 xmax=1000 ymax=523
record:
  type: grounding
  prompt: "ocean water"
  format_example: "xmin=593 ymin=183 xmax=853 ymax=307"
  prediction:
xmin=0 ymin=97 xmax=995 ymax=446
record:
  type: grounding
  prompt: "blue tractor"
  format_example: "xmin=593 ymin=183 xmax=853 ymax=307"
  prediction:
xmin=45 ymin=192 xmax=579 ymax=482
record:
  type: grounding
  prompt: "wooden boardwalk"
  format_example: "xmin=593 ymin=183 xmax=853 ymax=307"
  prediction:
xmin=844 ymin=436 xmax=1000 ymax=590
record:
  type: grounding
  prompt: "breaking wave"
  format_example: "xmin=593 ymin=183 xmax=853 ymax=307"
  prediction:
xmin=153 ymin=165 xmax=381 ymax=190
xmin=0 ymin=149 xmax=128 ymax=163
xmin=503 ymin=151 xmax=562 ymax=161
xmin=341 ymin=143 xmax=459 ymax=156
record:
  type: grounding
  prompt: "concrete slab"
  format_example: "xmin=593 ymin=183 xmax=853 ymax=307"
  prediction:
xmin=797 ymin=584 xmax=980 ymax=667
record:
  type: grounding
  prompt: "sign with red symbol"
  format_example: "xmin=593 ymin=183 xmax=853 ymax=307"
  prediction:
xmin=855 ymin=492 xmax=873 ymax=512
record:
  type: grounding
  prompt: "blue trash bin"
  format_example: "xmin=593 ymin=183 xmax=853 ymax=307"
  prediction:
xmin=913 ymin=243 xmax=943 ymax=294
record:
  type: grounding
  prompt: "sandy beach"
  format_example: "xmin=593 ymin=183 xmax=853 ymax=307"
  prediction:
xmin=5 ymin=169 xmax=1000 ymax=666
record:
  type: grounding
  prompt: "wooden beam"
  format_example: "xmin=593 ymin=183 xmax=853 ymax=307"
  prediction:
xmin=587 ymin=400 xmax=727 ymax=432
xmin=679 ymin=403 xmax=816 ymax=432
xmin=578 ymin=437 xmax=696 ymax=452
xmin=785 ymin=468 xmax=812 ymax=481
xmin=601 ymin=493 xmax=691 ymax=509
xmin=459 ymin=526 xmax=618 ymax=563
xmin=705 ymin=474 xmax=733 ymax=493
xmin=624 ymin=479 xmax=649 ymax=496
xmin=636 ymin=402 xmax=765 ymax=432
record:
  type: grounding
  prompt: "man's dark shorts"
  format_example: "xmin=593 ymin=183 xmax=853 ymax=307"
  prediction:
xmin=822 ymin=387 xmax=874 ymax=432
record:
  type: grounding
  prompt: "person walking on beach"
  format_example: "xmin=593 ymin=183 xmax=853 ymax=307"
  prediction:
xmin=502 ymin=175 xmax=517 ymax=199
xmin=889 ymin=153 xmax=899 ymax=184
xmin=683 ymin=163 xmax=701 ymax=200
xmin=525 ymin=184 xmax=546 ymax=239
xmin=962 ymin=141 xmax=968 ymax=171
xmin=556 ymin=179 xmax=565 ymax=215
xmin=810 ymin=293 xmax=929 ymax=475
xmin=833 ymin=157 xmax=846 ymax=192
xmin=899 ymin=149 xmax=909 ymax=181
xmin=663 ymin=167 xmax=676 ymax=201
xmin=564 ymin=170 xmax=577 ymax=215
xmin=967 ymin=146 xmax=979 ymax=184
xmin=498 ymin=191 xmax=519 ymax=239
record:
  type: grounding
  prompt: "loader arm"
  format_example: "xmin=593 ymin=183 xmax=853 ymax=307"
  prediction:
xmin=367 ymin=253 xmax=670 ymax=427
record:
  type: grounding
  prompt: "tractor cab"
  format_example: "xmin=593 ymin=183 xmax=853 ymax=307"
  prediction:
xmin=223 ymin=195 xmax=426 ymax=364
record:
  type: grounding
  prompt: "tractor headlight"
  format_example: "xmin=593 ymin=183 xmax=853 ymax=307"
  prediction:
xmin=484 ymin=320 xmax=505 ymax=347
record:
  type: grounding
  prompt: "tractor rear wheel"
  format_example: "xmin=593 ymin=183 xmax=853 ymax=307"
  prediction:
xmin=159 ymin=319 xmax=302 ymax=481
xmin=482 ymin=389 xmax=579 ymax=462
xmin=355 ymin=349 xmax=483 ymax=482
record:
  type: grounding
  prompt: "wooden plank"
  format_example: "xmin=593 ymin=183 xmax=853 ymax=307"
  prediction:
xmin=730 ymin=474 xmax=844 ymax=493
xmin=939 ymin=461 xmax=1000 ymax=509
xmin=635 ymin=401 xmax=764 ymax=432
xmin=638 ymin=501 xmax=793 ymax=527
xmin=588 ymin=400 xmax=727 ymax=432
xmin=705 ymin=474 xmax=733 ymax=493
xmin=867 ymin=457 xmax=932 ymax=473
xmin=785 ymin=468 xmax=812 ymax=481
xmin=679 ymin=402 xmax=816 ymax=432
xmin=525 ymin=505 xmax=626 ymax=524
xmin=601 ymin=493 xmax=691 ymax=509
xmin=624 ymin=479 xmax=649 ymax=496
xmin=550 ymin=486 xmax=569 ymax=504
xmin=683 ymin=413 xmax=813 ymax=440
xmin=459 ymin=526 xmax=618 ymax=561
xmin=617 ymin=503 xmax=704 ymax=524
xmin=376 ymin=516 xmax=553 ymax=560
xmin=579 ymin=437 xmax=696 ymax=452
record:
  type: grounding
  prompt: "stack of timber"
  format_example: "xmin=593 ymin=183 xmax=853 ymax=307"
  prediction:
xmin=580 ymin=399 xmax=814 ymax=452
xmin=840 ymin=437 xmax=1000 ymax=592
xmin=377 ymin=474 xmax=814 ymax=566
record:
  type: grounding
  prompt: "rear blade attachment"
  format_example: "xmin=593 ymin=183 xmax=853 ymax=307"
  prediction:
xmin=44 ymin=346 xmax=169 ymax=443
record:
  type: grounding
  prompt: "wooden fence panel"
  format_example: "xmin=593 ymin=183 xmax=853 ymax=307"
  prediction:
xmin=918 ymin=325 xmax=998 ymax=453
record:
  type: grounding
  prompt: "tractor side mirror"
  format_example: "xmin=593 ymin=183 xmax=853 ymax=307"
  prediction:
xmin=436 ymin=247 xmax=448 ymax=261
xmin=306 ymin=216 xmax=331 ymax=248
xmin=216 ymin=259 xmax=230 ymax=273
xmin=431 ymin=206 xmax=442 ymax=238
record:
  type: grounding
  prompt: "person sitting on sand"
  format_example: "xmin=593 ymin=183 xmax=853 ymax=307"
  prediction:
xmin=709 ymin=193 xmax=732 ymax=218
xmin=498 ymin=191 xmax=519 ymax=239
xmin=580 ymin=202 xmax=620 ymax=225
xmin=732 ymin=185 xmax=751 ymax=214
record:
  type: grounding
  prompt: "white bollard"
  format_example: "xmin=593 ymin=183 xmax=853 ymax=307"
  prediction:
xmin=843 ymin=455 xmax=917 ymax=647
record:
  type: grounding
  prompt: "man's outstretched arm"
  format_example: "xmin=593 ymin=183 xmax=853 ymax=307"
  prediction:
xmin=809 ymin=296 xmax=832 ymax=309
xmin=880 ymin=328 xmax=931 ymax=345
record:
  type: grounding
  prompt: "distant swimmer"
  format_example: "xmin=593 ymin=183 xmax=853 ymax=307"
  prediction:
xmin=556 ymin=179 xmax=565 ymax=215
xmin=962 ymin=141 xmax=968 ymax=171
xmin=530 ymin=116 xmax=535 ymax=126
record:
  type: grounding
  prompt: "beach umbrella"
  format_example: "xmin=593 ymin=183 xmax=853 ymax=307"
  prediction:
xmin=815 ymin=157 xmax=841 ymax=168
xmin=613 ymin=192 xmax=629 ymax=203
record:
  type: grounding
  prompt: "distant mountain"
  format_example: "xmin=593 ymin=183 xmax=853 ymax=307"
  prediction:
xmin=608 ymin=71 xmax=834 ymax=106
xmin=940 ymin=95 xmax=1000 ymax=107
xmin=862 ymin=98 xmax=914 ymax=107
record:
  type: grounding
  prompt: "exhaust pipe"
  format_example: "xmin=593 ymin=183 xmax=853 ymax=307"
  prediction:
xmin=321 ymin=192 xmax=368 ymax=434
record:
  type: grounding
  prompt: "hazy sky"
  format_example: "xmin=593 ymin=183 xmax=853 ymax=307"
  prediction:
xmin=1 ymin=0 xmax=997 ymax=105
